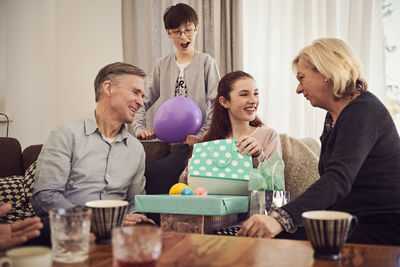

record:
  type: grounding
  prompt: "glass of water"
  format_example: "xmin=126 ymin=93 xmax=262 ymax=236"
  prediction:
xmin=49 ymin=206 xmax=91 ymax=263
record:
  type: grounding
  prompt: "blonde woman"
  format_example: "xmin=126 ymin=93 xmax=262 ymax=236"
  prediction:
xmin=239 ymin=38 xmax=400 ymax=246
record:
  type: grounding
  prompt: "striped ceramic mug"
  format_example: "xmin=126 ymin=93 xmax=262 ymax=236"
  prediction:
xmin=85 ymin=200 xmax=128 ymax=244
xmin=302 ymin=210 xmax=358 ymax=260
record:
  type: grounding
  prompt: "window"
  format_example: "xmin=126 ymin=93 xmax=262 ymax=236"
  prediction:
xmin=383 ymin=0 xmax=400 ymax=130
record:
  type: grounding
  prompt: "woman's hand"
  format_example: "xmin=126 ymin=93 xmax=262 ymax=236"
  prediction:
xmin=237 ymin=214 xmax=283 ymax=238
xmin=236 ymin=136 xmax=263 ymax=158
xmin=0 ymin=203 xmax=43 ymax=251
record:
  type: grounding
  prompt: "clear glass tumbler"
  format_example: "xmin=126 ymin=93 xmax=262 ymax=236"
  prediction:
xmin=49 ymin=206 xmax=91 ymax=263
xmin=249 ymin=190 xmax=266 ymax=217
xmin=265 ymin=190 xmax=290 ymax=213
xmin=112 ymin=225 xmax=162 ymax=267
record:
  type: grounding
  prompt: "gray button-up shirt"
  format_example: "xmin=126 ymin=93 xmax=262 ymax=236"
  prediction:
xmin=31 ymin=114 xmax=146 ymax=216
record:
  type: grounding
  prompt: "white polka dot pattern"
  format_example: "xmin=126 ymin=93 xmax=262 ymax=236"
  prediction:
xmin=188 ymin=139 xmax=253 ymax=181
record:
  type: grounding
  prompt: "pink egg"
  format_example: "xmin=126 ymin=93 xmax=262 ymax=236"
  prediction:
xmin=194 ymin=187 xmax=208 ymax=196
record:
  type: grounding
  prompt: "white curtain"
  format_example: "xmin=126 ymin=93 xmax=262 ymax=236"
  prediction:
xmin=122 ymin=0 xmax=243 ymax=76
xmin=243 ymin=0 xmax=385 ymax=140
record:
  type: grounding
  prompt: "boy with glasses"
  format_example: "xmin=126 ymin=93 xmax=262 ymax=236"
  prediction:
xmin=133 ymin=3 xmax=220 ymax=145
xmin=132 ymin=3 xmax=220 ymax=211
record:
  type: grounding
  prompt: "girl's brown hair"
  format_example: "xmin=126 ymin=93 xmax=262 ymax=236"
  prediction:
xmin=202 ymin=71 xmax=263 ymax=142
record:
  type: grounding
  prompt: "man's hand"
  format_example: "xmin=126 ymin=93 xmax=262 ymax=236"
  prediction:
xmin=0 ymin=203 xmax=43 ymax=251
xmin=237 ymin=214 xmax=283 ymax=238
xmin=122 ymin=213 xmax=156 ymax=226
xmin=184 ymin=135 xmax=201 ymax=147
xmin=137 ymin=129 xmax=155 ymax=140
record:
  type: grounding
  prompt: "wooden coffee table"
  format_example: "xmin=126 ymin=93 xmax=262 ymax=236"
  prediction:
xmin=53 ymin=232 xmax=400 ymax=267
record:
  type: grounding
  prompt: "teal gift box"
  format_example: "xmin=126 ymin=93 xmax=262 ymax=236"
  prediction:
xmin=135 ymin=194 xmax=249 ymax=234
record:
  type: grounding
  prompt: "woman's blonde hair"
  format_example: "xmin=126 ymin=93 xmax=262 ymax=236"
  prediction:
xmin=292 ymin=38 xmax=367 ymax=98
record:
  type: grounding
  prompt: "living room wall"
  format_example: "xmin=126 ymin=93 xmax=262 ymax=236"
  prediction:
xmin=0 ymin=0 xmax=123 ymax=148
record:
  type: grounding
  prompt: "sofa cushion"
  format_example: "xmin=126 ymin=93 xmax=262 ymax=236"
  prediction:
xmin=22 ymin=144 xmax=42 ymax=172
xmin=0 ymin=175 xmax=27 ymax=223
xmin=0 ymin=137 xmax=24 ymax=177
xmin=140 ymin=141 xmax=171 ymax=163
xmin=279 ymin=134 xmax=320 ymax=201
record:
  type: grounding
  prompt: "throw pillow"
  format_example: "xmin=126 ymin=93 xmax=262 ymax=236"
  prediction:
xmin=0 ymin=175 xmax=27 ymax=223
xmin=23 ymin=161 xmax=37 ymax=218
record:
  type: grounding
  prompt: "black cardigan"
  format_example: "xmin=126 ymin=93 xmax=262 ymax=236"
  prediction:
xmin=282 ymin=92 xmax=400 ymax=226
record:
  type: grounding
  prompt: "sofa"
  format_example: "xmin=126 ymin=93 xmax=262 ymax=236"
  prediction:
xmin=0 ymin=137 xmax=42 ymax=222
xmin=0 ymin=134 xmax=320 ymax=223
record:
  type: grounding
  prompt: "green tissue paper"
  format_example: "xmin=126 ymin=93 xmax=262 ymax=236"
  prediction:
xmin=248 ymin=169 xmax=267 ymax=190
xmin=248 ymin=152 xmax=285 ymax=191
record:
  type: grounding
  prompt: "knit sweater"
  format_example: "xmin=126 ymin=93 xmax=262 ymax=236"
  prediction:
xmin=133 ymin=51 xmax=220 ymax=137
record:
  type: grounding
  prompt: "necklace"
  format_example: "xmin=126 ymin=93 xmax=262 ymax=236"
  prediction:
xmin=325 ymin=117 xmax=335 ymax=130
xmin=327 ymin=90 xmax=361 ymax=131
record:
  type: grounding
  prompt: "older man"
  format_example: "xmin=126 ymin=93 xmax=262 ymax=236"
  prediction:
xmin=32 ymin=62 xmax=151 ymax=226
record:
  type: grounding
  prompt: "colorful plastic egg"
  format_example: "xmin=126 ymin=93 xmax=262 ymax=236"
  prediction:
xmin=180 ymin=187 xmax=194 ymax=195
xmin=194 ymin=187 xmax=208 ymax=196
xmin=169 ymin=183 xmax=188 ymax=195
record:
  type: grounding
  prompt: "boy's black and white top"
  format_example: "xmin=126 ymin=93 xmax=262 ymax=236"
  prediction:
xmin=175 ymin=62 xmax=189 ymax=97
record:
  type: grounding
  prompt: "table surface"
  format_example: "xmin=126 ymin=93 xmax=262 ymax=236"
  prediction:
xmin=52 ymin=232 xmax=400 ymax=267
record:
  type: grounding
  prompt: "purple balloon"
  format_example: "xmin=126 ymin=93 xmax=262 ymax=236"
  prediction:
xmin=153 ymin=96 xmax=202 ymax=143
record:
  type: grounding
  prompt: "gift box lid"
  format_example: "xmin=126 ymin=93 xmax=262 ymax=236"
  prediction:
xmin=189 ymin=139 xmax=253 ymax=182
xmin=135 ymin=194 xmax=249 ymax=216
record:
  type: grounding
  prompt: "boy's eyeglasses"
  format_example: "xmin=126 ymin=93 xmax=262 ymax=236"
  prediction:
xmin=168 ymin=28 xmax=196 ymax=38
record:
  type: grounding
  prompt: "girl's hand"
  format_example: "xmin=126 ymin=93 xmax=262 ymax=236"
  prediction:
xmin=236 ymin=136 xmax=262 ymax=158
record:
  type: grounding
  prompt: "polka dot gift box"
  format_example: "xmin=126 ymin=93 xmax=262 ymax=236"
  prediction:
xmin=188 ymin=139 xmax=253 ymax=196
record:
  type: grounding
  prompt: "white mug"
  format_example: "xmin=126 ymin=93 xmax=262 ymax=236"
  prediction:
xmin=0 ymin=246 xmax=52 ymax=267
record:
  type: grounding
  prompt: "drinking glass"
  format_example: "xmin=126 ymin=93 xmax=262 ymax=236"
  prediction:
xmin=49 ymin=206 xmax=91 ymax=263
xmin=265 ymin=190 xmax=290 ymax=213
xmin=112 ymin=225 xmax=162 ymax=267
